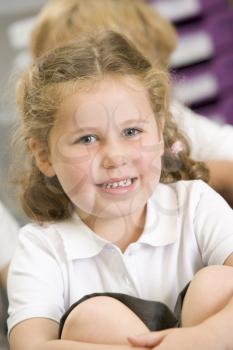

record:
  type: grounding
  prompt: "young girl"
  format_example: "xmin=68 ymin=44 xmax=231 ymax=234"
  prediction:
xmin=8 ymin=30 xmax=233 ymax=350
xmin=30 ymin=0 xmax=233 ymax=207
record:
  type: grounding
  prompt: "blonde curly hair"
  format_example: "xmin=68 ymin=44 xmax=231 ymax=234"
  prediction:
xmin=31 ymin=0 xmax=177 ymax=67
xmin=15 ymin=30 xmax=209 ymax=222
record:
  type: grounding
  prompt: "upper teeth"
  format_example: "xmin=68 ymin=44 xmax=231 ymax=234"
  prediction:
xmin=102 ymin=178 xmax=133 ymax=189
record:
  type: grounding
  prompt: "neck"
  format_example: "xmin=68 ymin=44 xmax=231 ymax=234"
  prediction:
xmin=77 ymin=205 xmax=147 ymax=253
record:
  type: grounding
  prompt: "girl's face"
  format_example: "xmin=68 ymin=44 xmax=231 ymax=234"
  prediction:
xmin=47 ymin=76 xmax=163 ymax=220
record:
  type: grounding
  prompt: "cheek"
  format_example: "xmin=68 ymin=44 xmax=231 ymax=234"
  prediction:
xmin=53 ymin=159 xmax=93 ymax=198
xmin=138 ymin=154 xmax=162 ymax=180
xmin=149 ymin=153 xmax=162 ymax=177
xmin=134 ymin=138 xmax=162 ymax=178
xmin=55 ymin=136 xmax=91 ymax=164
xmin=51 ymin=139 xmax=99 ymax=195
xmin=136 ymin=153 xmax=162 ymax=196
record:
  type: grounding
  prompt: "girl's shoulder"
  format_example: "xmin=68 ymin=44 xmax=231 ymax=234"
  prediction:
xmin=16 ymin=214 xmax=106 ymax=263
xmin=19 ymin=220 xmax=57 ymax=238
xmin=154 ymin=179 xmax=223 ymax=214
xmin=156 ymin=179 xmax=212 ymax=200
xmin=172 ymin=179 xmax=224 ymax=203
xmin=170 ymin=179 xmax=214 ymax=197
xmin=18 ymin=217 xmax=74 ymax=252
xmin=14 ymin=218 xmax=78 ymax=265
xmin=20 ymin=215 xmax=75 ymax=236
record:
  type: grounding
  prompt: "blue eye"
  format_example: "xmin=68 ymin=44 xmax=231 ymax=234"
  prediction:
xmin=77 ymin=135 xmax=97 ymax=145
xmin=122 ymin=128 xmax=142 ymax=138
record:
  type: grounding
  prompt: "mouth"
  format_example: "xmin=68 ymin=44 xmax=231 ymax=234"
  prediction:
xmin=96 ymin=177 xmax=138 ymax=189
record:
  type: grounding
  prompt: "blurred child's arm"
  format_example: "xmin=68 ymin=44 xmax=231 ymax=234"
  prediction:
xmin=9 ymin=318 xmax=148 ymax=350
xmin=171 ymin=101 xmax=233 ymax=163
xmin=0 ymin=264 xmax=8 ymax=289
xmin=207 ymin=160 xmax=233 ymax=207
xmin=171 ymin=101 xmax=233 ymax=207
xmin=0 ymin=202 xmax=19 ymax=288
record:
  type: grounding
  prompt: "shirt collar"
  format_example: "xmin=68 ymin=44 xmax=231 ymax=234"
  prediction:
xmin=54 ymin=182 xmax=180 ymax=260
xmin=138 ymin=182 xmax=180 ymax=247
xmin=54 ymin=215 xmax=108 ymax=260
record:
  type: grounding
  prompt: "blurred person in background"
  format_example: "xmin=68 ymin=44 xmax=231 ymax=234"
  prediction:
xmin=0 ymin=201 xmax=19 ymax=343
xmin=30 ymin=0 xmax=233 ymax=206
xmin=0 ymin=201 xmax=19 ymax=291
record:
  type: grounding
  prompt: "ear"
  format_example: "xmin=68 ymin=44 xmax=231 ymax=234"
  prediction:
xmin=29 ymin=138 xmax=55 ymax=177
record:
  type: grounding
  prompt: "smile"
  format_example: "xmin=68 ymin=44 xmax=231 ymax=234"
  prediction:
xmin=96 ymin=177 xmax=138 ymax=195
xmin=101 ymin=178 xmax=135 ymax=189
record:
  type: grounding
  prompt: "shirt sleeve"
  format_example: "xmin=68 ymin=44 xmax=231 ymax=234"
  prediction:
xmin=171 ymin=101 xmax=233 ymax=161
xmin=193 ymin=181 xmax=233 ymax=266
xmin=0 ymin=201 xmax=19 ymax=269
xmin=7 ymin=226 xmax=65 ymax=335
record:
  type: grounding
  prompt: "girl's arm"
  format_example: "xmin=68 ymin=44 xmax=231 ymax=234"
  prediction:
xmin=128 ymin=262 xmax=233 ymax=350
xmin=10 ymin=318 xmax=147 ymax=350
xmin=128 ymin=288 xmax=233 ymax=350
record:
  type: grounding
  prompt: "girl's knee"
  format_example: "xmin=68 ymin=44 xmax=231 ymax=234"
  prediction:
xmin=61 ymin=295 xmax=148 ymax=343
xmin=61 ymin=296 xmax=115 ymax=340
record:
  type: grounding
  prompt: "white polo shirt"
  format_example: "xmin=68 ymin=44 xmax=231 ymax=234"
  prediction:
xmin=171 ymin=101 xmax=233 ymax=161
xmin=7 ymin=180 xmax=233 ymax=334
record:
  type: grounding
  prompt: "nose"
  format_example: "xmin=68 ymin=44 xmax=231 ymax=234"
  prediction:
xmin=102 ymin=154 xmax=128 ymax=169
xmin=101 ymin=140 xmax=129 ymax=169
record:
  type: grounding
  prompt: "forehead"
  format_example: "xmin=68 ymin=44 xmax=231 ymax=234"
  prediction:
xmin=57 ymin=76 xmax=154 ymax=127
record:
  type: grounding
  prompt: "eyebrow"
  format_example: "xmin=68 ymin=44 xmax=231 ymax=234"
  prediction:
xmin=120 ymin=118 xmax=149 ymax=126
xmin=73 ymin=118 xmax=149 ymax=132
